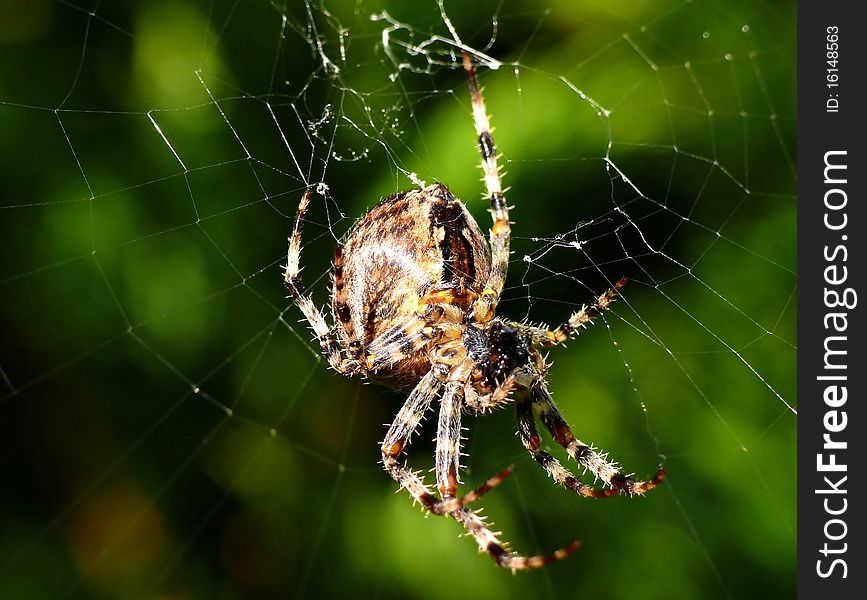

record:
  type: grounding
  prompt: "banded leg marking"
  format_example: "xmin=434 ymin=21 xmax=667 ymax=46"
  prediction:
xmin=517 ymin=395 xmax=621 ymax=498
xmin=435 ymin=383 xmax=464 ymax=498
xmin=284 ymin=188 xmax=356 ymax=375
xmin=462 ymin=51 xmax=510 ymax=322
xmin=522 ymin=278 xmax=627 ymax=348
xmin=452 ymin=507 xmax=580 ymax=570
xmin=381 ymin=372 xmax=508 ymax=514
xmin=531 ymin=384 xmax=665 ymax=496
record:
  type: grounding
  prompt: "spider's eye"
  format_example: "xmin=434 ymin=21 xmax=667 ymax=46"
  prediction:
xmin=484 ymin=321 xmax=530 ymax=383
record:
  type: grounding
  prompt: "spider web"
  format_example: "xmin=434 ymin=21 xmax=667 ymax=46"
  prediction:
xmin=0 ymin=1 xmax=795 ymax=598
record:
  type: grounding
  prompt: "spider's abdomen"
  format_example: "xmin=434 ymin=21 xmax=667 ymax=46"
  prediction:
xmin=333 ymin=183 xmax=490 ymax=385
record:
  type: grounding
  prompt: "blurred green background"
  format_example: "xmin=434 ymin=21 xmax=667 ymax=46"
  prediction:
xmin=0 ymin=0 xmax=795 ymax=598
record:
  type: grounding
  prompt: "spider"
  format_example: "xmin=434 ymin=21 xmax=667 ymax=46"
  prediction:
xmin=284 ymin=51 xmax=664 ymax=569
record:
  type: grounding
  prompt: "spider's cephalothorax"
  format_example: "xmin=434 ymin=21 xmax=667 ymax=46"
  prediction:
xmin=284 ymin=51 xmax=664 ymax=570
xmin=479 ymin=320 xmax=532 ymax=386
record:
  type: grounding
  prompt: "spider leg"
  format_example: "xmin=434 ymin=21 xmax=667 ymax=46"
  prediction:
xmin=363 ymin=313 xmax=429 ymax=370
xmin=462 ymin=51 xmax=509 ymax=324
xmin=463 ymin=373 xmax=518 ymax=413
xmin=521 ymin=278 xmax=627 ymax=348
xmin=364 ymin=303 xmax=464 ymax=371
xmin=284 ymin=188 xmax=357 ymax=375
xmin=435 ymin=382 xmax=464 ymax=497
xmin=531 ymin=383 xmax=665 ymax=496
xmin=452 ymin=506 xmax=580 ymax=570
xmin=516 ymin=394 xmax=621 ymax=498
xmin=435 ymin=381 xmax=579 ymax=569
xmin=381 ymin=371 xmax=509 ymax=515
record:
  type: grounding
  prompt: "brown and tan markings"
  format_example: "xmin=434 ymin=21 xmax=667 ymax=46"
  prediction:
xmin=284 ymin=50 xmax=664 ymax=570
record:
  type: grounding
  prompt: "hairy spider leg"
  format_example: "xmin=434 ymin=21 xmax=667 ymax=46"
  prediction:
xmin=364 ymin=303 xmax=465 ymax=371
xmin=462 ymin=51 xmax=509 ymax=324
xmin=520 ymin=278 xmax=628 ymax=348
xmin=380 ymin=370 xmax=509 ymax=515
xmin=435 ymin=382 xmax=464 ymax=497
xmin=434 ymin=382 xmax=580 ymax=570
xmin=452 ymin=507 xmax=580 ymax=571
xmin=463 ymin=372 xmax=518 ymax=413
xmin=382 ymin=370 xmax=570 ymax=569
xmin=512 ymin=280 xmax=665 ymax=495
xmin=362 ymin=314 xmax=430 ymax=371
xmin=531 ymin=384 xmax=666 ymax=495
xmin=285 ymin=189 xmax=358 ymax=375
xmin=516 ymin=394 xmax=621 ymax=498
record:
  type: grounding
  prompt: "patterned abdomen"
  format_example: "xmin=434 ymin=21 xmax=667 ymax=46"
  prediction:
xmin=333 ymin=184 xmax=490 ymax=386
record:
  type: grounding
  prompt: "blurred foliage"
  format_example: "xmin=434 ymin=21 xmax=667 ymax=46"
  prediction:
xmin=0 ymin=0 xmax=795 ymax=599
